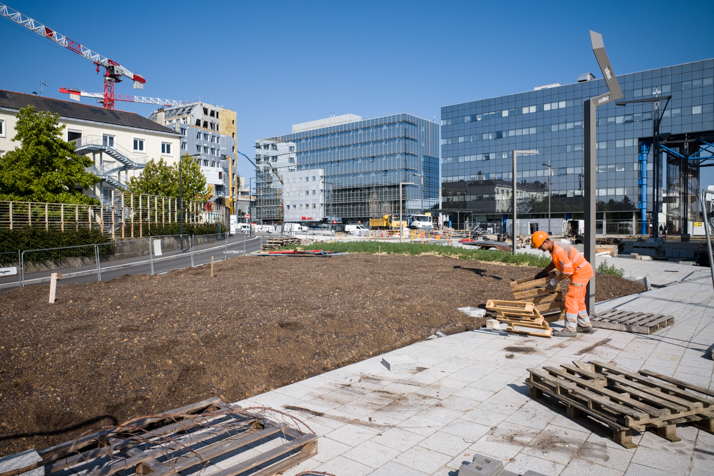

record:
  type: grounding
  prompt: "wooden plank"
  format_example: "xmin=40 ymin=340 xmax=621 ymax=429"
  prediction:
xmin=209 ymin=433 xmax=317 ymax=476
xmin=529 ymin=369 xmax=645 ymax=426
xmin=145 ymin=425 xmax=286 ymax=476
xmin=592 ymin=361 xmax=710 ymax=408
xmin=543 ymin=366 xmax=669 ymax=418
xmin=510 ymin=277 xmax=549 ymax=291
xmin=637 ymin=371 xmax=714 ymax=398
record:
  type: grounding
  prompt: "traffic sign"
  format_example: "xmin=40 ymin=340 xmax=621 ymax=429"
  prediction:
xmin=245 ymin=213 xmax=250 ymax=219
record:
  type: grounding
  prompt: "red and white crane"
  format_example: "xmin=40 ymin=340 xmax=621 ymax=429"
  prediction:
xmin=58 ymin=87 xmax=187 ymax=108
xmin=0 ymin=2 xmax=145 ymax=109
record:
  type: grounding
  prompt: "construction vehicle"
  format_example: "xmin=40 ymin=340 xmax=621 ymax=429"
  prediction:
xmin=369 ymin=215 xmax=407 ymax=229
xmin=0 ymin=3 xmax=146 ymax=109
xmin=407 ymin=214 xmax=433 ymax=230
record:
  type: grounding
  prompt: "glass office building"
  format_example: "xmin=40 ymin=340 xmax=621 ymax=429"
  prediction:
xmin=255 ymin=113 xmax=439 ymax=224
xmin=441 ymin=59 xmax=714 ymax=235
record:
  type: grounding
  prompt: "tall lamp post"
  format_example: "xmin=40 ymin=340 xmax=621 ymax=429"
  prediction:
xmin=413 ymin=173 xmax=425 ymax=213
xmin=584 ymin=30 xmax=623 ymax=315
xmin=542 ymin=161 xmax=552 ymax=234
xmin=511 ymin=150 xmax=538 ymax=255
xmin=399 ymin=181 xmax=414 ymax=243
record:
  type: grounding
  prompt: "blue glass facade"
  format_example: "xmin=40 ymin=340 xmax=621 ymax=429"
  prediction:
xmin=441 ymin=59 xmax=714 ymax=233
xmin=256 ymin=113 xmax=439 ymax=223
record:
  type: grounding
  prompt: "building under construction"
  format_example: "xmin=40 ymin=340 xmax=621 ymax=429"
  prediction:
xmin=254 ymin=113 xmax=439 ymax=224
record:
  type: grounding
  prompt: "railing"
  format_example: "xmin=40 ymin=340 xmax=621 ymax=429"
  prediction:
xmin=0 ymin=191 xmax=226 ymax=239
xmin=73 ymin=135 xmax=149 ymax=168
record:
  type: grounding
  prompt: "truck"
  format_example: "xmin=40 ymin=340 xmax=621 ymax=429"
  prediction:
xmin=369 ymin=215 xmax=407 ymax=229
xmin=407 ymin=214 xmax=433 ymax=230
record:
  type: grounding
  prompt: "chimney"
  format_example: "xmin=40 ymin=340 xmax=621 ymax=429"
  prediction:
xmin=155 ymin=108 xmax=165 ymax=124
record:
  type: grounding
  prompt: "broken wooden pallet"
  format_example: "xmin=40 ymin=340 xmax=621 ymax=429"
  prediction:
xmin=591 ymin=309 xmax=675 ymax=334
xmin=0 ymin=397 xmax=317 ymax=476
xmin=485 ymin=299 xmax=552 ymax=338
xmin=510 ymin=272 xmax=565 ymax=322
xmin=526 ymin=360 xmax=714 ymax=449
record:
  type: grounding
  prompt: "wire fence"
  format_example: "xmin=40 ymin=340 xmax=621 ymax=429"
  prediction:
xmin=0 ymin=191 xmax=227 ymax=239
xmin=0 ymin=233 xmax=262 ymax=293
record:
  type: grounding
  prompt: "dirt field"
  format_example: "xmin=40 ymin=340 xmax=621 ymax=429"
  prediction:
xmin=0 ymin=253 xmax=645 ymax=456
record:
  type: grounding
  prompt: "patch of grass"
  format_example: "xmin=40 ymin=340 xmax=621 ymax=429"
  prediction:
xmin=597 ymin=259 xmax=624 ymax=277
xmin=284 ymin=241 xmax=552 ymax=268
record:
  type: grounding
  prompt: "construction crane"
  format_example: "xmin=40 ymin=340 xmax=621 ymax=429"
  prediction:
xmin=58 ymin=87 xmax=187 ymax=107
xmin=0 ymin=2 xmax=145 ymax=109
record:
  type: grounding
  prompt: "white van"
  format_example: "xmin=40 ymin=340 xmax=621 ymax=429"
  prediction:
xmin=231 ymin=223 xmax=251 ymax=233
xmin=345 ymin=224 xmax=369 ymax=235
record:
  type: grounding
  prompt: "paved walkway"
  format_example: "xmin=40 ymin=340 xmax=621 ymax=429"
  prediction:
xmin=231 ymin=255 xmax=713 ymax=475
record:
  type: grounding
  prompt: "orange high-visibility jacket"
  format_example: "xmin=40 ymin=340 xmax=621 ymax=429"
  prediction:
xmin=549 ymin=242 xmax=590 ymax=277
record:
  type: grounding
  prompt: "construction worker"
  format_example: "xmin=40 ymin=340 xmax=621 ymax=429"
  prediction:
xmin=532 ymin=231 xmax=594 ymax=337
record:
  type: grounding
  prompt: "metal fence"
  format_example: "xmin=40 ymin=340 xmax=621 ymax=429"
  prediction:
xmin=0 ymin=191 xmax=227 ymax=239
xmin=0 ymin=233 xmax=262 ymax=292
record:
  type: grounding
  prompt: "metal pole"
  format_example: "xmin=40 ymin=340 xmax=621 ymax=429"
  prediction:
xmin=701 ymin=190 xmax=714 ymax=291
xmin=179 ymin=158 xmax=184 ymax=252
xmin=190 ymin=235 xmax=195 ymax=268
xmin=584 ymin=98 xmax=597 ymax=316
xmin=652 ymin=100 xmax=660 ymax=238
xmin=95 ymin=245 xmax=102 ymax=282
xmin=243 ymin=230 xmax=247 ymax=255
xmin=512 ymin=150 xmax=517 ymax=256
xmin=400 ymin=183 xmax=403 ymax=243
xmin=548 ymin=165 xmax=552 ymax=234
xmin=149 ymin=237 xmax=154 ymax=275
xmin=421 ymin=175 xmax=424 ymax=213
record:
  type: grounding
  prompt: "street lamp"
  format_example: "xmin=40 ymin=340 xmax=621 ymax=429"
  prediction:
xmin=615 ymin=95 xmax=671 ymax=237
xmin=413 ymin=173 xmax=425 ymax=213
xmin=399 ymin=181 xmax=414 ymax=243
xmin=584 ymin=30 xmax=623 ymax=315
xmin=511 ymin=150 xmax=538 ymax=256
xmin=542 ymin=162 xmax=552 ymax=234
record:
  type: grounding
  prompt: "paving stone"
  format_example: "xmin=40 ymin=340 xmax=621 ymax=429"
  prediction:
xmin=369 ymin=427 xmax=426 ymax=452
xmin=0 ymin=450 xmax=43 ymax=476
xmin=398 ymin=414 xmax=447 ymax=437
xmin=623 ymin=462 xmax=674 ymax=476
xmin=520 ymin=424 xmax=590 ymax=465
xmin=324 ymin=423 xmax=379 ymax=447
xmin=502 ymin=453 xmax=565 ymax=476
xmin=313 ymin=455 xmax=373 ymax=476
xmin=441 ymin=419 xmax=491 ymax=443
xmin=341 ymin=440 xmax=401 ymax=469
xmin=560 ymin=458 xmax=624 ymax=476
xmin=418 ymin=430 xmax=472 ymax=457
xmin=456 ymin=453 xmax=505 ymax=476
xmin=394 ymin=446 xmax=454 ymax=474
xmin=382 ymin=355 xmax=418 ymax=372
xmin=366 ymin=461 xmax=429 ymax=476
xmin=504 ymin=400 xmax=556 ymax=431
xmin=575 ymin=440 xmax=634 ymax=469
xmin=310 ymin=435 xmax=352 ymax=463
xmin=470 ymin=421 xmax=540 ymax=460
xmin=629 ymin=445 xmax=693 ymax=474
xmin=439 ymin=395 xmax=481 ymax=412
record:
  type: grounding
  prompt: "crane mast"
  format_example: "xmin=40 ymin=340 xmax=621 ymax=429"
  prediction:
xmin=0 ymin=2 xmax=146 ymax=109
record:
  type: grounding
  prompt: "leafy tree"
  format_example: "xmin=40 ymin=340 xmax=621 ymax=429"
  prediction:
xmin=126 ymin=153 xmax=211 ymax=201
xmin=127 ymin=158 xmax=175 ymax=196
xmin=171 ymin=154 xmax=212 ymax=201
xmin=0 ymin=106 xmax=99 ymax=204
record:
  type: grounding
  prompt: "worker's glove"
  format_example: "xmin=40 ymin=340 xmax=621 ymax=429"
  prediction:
xmin=535 ymin=269 xmax=550 ymax=279
xmin=545 ymin=278 xmax=558 ymax=291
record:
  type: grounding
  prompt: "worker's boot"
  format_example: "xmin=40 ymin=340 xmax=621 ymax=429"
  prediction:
xmin=553 ymin=328 xmax=577 ymax=337
xmin=577 ymin=326 xmax=595 ymax=333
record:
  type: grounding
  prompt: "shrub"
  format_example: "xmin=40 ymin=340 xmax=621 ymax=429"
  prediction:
xmin=596 ymin=259 xmax=624 ymax=277
xmin=0 ymin=227 xmax=113 ymax=265
xmin=284 ymin=241 xmax=552 ymax=268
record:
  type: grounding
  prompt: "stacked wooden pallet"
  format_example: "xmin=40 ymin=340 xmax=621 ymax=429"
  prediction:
xmin=510 ymin=271 xmax=565 ymax=321
xmin=591 ymin=309 xmax=675 ymax=335
xmin=3 ymin=397 xmax=318 ymax=476
xmin=261 ymin=237 xmax=301 ymax=251
xmin=526 ymin=360 xmax=714 ymax=448
xmin=485 ymin=299 xmax=552 ymax=337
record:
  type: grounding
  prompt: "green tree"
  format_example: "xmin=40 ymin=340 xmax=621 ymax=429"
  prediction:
xmin=0 ymin=106 xmax=99 ymax=204
xmin=127 ymin=158 xmax=175 ymax=196
xmin=172 ymin=154 xmax=212 ymax=201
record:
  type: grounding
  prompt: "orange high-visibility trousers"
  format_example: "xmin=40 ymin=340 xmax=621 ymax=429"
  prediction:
xmin=564 ymin=263 xmax=593 ymax=329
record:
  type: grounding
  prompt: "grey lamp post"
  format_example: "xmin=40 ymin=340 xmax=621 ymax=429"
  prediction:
xmin=542 ymin=162 xmax=552 ymax=234
xmin=399 ymin=182 xmax=414 ymax=243
xmin=413 ymin=173 xmax=425 ymax=213
xmin=511 ymin=150 xmax=538 ymax=255
xmin=584 ymin=30 xmax=623 ymax=315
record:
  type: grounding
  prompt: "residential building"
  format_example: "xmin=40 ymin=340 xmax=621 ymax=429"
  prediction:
xmin=255 ymin=113 xmax=439 ymax=224
xmin=441 ymin=59 xmax=714 ymax=234
xmin=149 ymin=102 xmax=239 ymax=209
xmin=0 ymin=90 xmax=181 ymax=205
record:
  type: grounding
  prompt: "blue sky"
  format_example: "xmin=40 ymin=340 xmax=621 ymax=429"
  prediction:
xmin=1 ymin=0 xmax=713 ymax=183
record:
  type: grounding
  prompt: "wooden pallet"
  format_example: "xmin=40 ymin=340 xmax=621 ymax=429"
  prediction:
xmin=485 ymin=299 xmax=552 ymax=337
xmin=526 ymin=360 xmax=714 ymax=448
xmin=2 ymin=397 xmax=318 ymax=476
xmin=591 ymin=309 xmax=675 ymax=334
xmin=510 ymin=272 xmax=565 ymax=322
xmin=261 ymin=237 xmax=301 ymax=251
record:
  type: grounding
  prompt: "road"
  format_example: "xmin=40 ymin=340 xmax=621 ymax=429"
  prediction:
xmin=0 ymin=233 xmax=265 ymax=292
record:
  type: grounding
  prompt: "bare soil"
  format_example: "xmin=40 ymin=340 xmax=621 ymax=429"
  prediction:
xmin=0 ymin=253 xmax=644 ymax=456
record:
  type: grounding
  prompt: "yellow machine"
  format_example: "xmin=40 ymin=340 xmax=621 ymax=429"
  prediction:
xmin=369 ymin=215 xmax=407 ymax=229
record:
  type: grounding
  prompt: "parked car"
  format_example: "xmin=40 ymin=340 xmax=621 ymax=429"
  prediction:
xmin=345 ymin=224 xmax=369 ymax=235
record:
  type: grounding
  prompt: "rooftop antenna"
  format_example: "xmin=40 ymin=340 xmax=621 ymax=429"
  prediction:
xmin=33 ymin=81 xmax=48 ymax=96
